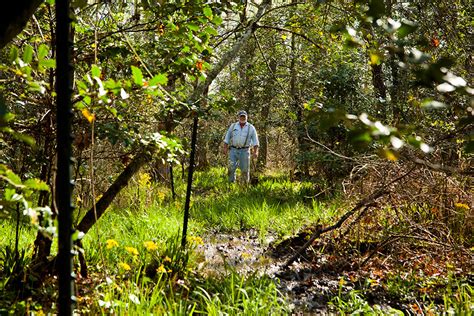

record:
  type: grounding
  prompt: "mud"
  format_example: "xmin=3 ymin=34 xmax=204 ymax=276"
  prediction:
xmin=196 ymin=229 xmax=337 ymax=314
xmin=196 ymin=229 xmax=418 ymax=314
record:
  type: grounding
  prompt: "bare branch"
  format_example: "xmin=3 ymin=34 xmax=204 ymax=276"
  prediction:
xmin=284 ymin=166 xmax=416 ymax=268
xmin=256 ymin=24 xmax=322 ymax=49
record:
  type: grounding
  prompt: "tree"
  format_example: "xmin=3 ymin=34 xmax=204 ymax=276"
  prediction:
xmin=0 ymin=0 xmax=43 ymax=49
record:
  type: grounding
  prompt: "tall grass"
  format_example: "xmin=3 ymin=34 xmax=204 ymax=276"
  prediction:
xmin=1 ymin=166 xmax=472 ymax=314
xmin=2 ymin=167 xmax=318 ymax=313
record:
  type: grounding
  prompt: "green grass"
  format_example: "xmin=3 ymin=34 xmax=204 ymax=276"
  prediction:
xmin=1 ymin=167 xmax=471 ymax=314
xmin=1 ymin=167 xmax=319 ymax=314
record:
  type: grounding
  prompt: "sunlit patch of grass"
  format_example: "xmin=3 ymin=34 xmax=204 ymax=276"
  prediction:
xmin=82 ymin=268 xmax=289 ymax=315
xmin=0 ymin=220 xmax=36 ymax=252
xmin=190 ymin=269 xmax=289 ymax=315
xmin=187 ymin=169 xmax=331 ymax=240
xmin=0 ymin=166 xmax=344 ymax=314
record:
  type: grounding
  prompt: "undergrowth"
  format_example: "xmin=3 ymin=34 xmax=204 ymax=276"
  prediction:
xmin=0 ymin=167 xmax=471 ymax=314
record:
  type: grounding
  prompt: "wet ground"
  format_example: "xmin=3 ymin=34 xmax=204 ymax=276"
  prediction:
xmin=196 ymin=229 xmax=339 ymax=314
xmin=195 ymin=228 xmax=429 ymax=314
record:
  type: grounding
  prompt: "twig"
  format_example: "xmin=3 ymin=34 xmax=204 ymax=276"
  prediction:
xmin=283 ymin=167 xmax=416 ymax=268
xmin=284 ymin=190 xmax=387 ymax=268
xmin=252 ymin=33 xmax=286 ymax=92
xmin=255 ymin=24 xmax=322 ymax=49
xmin=359 ymin=235 xmax=402 ymax=267
xmin=409 ymin=156 xmax=473 ymax=176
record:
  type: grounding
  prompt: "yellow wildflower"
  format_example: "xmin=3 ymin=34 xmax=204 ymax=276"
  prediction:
xmin=338 ymin=277 xmax=346 ymax=286
xmin=189 ymin=236 xmax=204 ymax=245
xmin=454 ymin=203 xmax=469 ymax=210
xmin=138 ymin=172 xmax=151 ymax=187
xmin=241 ymin=252 xmax=252 ymax=260
xmin=125 ymin=246 xmax=139 ymax=256
xmin=156 ymin=264 xmax=167 ymax=273
xmin=143 ymin=241 xmax=158 ymax=251
xmin=106 ymin=239 xmax=119 ymax=249
xmin=119 ymin=262 xmax=131 ymax=271
xmin=163 ymin=256 xmax=172 ymax=263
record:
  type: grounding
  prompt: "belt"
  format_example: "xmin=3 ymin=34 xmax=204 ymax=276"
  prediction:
xmin=230 ymin=146 xmax=249 ymax=149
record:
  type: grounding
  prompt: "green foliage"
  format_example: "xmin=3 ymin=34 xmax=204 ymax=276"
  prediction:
xmin=0 ymin=164 xmax=53 ymax=236
xmin=192 ymin=270 xmax=289 ymax=315
xmin=329 ymin=288 xmax=403 ymax=315
xmin=443 ymin=280 xmax=473 ymax=314
xmin=0 ymin=0 xmax=472 ymax=313
xmin=0 ymin=245 xmax=30 ymax=293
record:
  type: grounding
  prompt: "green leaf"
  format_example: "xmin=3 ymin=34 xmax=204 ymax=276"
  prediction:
xmin=187 ymin=23 xmax=199 ymax=32
xmin=12 ymin=132 xmax=36 ymax=146
xmin=83 ymin=95 xmax=91 ymax=105
xmin=39 ymin=59 xmax=56 ymax=69
xmin=76 ymin=80 xmax=88 ymax=91
xmin=24 ymin=179 xmax=49 ymax=191
xmin=212 ymin=15 xmax=223 ymax=26
xmin=72 ymin=230 xmax=85 ymax=241
xmin=91 ymin=64 xmax=101 ymax=79
xmin=397 ymin=21 xmax=417 ymax=38
xmin=131 ymin=66 xmax=143 ymax=86
xmin=28 ymin=82 xmax=46 ymax=94
xmin=107 ymin=106 xmax=118 ymax=117
xmin=204 ymin=26 xmax=218 ymax=36
xmin=9 ymin=46 xmax=18 ymax=63
xmin=4 ymin=188 xmax=18 ymax=201
xmin=349 ymin=130 xmax=372 ymax=143
xmin=149 ymin=73 xmax=168 ymax=86
xmin=38 ymin=44 xmax=49 ymax=60
xmin=203 ymin=6 xmax=213 ymax=19
xmin=421 ymin=99 xmax=446 ymax=109
xmin=23 ymin=45 xmax=34 ymax=64
xmin=104 ymin=79 xmax=120 ymax=90
xmin=3 ymin=169 xmax=22 ymax=187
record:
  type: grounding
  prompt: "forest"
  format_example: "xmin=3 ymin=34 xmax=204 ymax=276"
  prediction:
xmin=0 ymin=0 xmax=472 ymax=314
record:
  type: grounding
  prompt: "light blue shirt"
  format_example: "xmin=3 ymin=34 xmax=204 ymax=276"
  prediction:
xmin=224 ymin=122 xmax=259 ymax=148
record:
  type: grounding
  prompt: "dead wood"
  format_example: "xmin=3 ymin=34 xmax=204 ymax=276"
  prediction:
xmin=284 ymin=167 xmax=416 ymax=268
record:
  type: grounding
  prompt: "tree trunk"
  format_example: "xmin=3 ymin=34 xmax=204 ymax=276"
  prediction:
xmin=289 ymin=13 xmax=308 ymax=176
xmin=0 ymin=0 xmax=43 ymax=48
xmin=189 ymin=0 xmax=272 ymax=103
xmin=371 ymin=63 xmax=387 ymax=120
xmin=76 ymin=151 xmax=151 ymax=235
xmin=257 ymin=55 xmax=276 ymax=170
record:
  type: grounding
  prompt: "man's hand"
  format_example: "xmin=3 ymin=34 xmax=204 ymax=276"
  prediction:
xmin=223 ymin=143 xmax=229 ymax=155
xmin=252 ymin=147 xmax=259 ymax=158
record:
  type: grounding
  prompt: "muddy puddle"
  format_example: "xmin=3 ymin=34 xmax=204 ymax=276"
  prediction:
xmin=195 ymin=229 xmax=339 ymax=314
xmin=195 ymin=229 xmax=414 ymax=314
xmin=196 ymin=228 xmax=280 ymax=277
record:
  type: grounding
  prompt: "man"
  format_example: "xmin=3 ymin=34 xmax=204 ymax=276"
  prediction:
xmin=223 ymin=110 xmax=259 ymax=184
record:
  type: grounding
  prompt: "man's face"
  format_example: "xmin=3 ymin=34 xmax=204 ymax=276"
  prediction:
xmin=239 ymin=115 xmax=247 ymax=123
